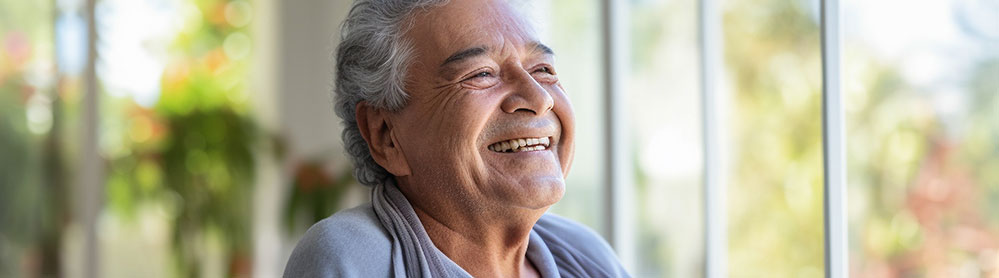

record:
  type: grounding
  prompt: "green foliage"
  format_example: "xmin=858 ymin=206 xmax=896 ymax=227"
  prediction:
xmin=0 ymin=0 xmax=62 ymax=275
xmin=723 ymin=0 xmax=826 ymax=276
xmin=155 ymin=0 xmax=259 ymax=273
xmin=0 ymin=73 xmax=44 ymax=244
xmin=99 ymin=0 xmax=260 ymax=276
xmin=283 ymin=161 xmax=355 ymax=234
xmin=159 ymin=106 xmax=256 ymax=276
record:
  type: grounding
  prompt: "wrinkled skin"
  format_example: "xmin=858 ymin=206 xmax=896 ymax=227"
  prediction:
xmin=354 ymin=0 xmax=576 ymax=277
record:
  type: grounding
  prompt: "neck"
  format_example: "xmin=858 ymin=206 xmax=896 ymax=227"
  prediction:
xmin=397 ymin=180 xmax=545 ymax=277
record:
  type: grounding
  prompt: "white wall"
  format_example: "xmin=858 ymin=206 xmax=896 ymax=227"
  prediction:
xmin=253 ymin=1 xmax=354 ymax=277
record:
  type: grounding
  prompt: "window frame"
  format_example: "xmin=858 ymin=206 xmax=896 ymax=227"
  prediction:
xmin=820 ymin=0 xmax=849 ymax=276
xmin=596 ymin=0 xmax=849 ymax=276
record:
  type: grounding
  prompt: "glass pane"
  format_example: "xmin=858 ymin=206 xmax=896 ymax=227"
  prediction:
xmin=722 ymin=0 xmax=826 ymax=275
xmin=844 ymin=0 xmax=999 ymax=276
xmin=627 ymin=0 xmax=705 ymax=276
xmin=531 ymin=0 xmax=608 ymax=234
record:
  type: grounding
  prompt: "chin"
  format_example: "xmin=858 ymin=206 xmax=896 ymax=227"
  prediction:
xmin=508 ymin=176 xmax=566 ymax=210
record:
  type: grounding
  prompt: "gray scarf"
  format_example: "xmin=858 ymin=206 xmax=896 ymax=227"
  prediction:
xmin=370 ymin=179 xmax=626 ymax=278
xmin=370 ymin=179 xmax=460 ymax=277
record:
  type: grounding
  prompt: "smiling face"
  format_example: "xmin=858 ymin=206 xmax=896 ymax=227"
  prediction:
xmin=387 ymin=0 xmax=575 ymax=213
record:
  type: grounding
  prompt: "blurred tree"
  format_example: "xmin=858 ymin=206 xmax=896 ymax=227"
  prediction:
xmin=848 ymin=54 xmax=999 ymax=276
xmin=283 ymin=160 xmax=354 ymax=234
xmin=0 ymin=0 xmax=67 ymax=276
xmin=722 ymin=0 xmax=826 ymax=276
xmin=102 ymin=0 xmax=259 ymax=276
xmin=158 ymin=106 xmax=256 ymax=277
xmin=0 ymin=52 xmax=44 ymax=277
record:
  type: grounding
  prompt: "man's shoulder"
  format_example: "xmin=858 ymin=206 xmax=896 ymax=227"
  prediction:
xmin=535 ymin=213 xmax=608 ymax=246
xmin=307 ymin=202 xmax=388 ymax=243
xmin=535 ymin=213 xmax=629 ymax=276
xmin=283 ymin=203 xmax=392 ymax=277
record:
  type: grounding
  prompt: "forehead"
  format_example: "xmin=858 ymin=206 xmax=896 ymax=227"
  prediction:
xmin=404 ymin=0 xmax=538 ymax=61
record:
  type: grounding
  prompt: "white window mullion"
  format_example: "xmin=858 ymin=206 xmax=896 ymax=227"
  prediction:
xmin=820 ymin=0 xmax=848 ymax=276
xmin=600 ymin=0 xmax=636 ymax=272
xmin=698 ymin=0 xmax=726 ymax=276
xmin=80 ymin=0 xmax=103 ymax=277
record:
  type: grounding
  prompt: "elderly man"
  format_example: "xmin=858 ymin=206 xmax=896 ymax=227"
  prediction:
xmin=284 ymin=0 xmax=628 ymax=277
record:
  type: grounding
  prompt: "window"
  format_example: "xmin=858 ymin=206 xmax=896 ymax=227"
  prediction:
xmin=3 ymin=0 xmax=994 ymax=277
xmin=540 ymin=0 xmax=997 ymax=277
xmin=723 ymin=0 xmax=826 ymax=275
xmin=844 ymin=0 xmax=999 ymax=276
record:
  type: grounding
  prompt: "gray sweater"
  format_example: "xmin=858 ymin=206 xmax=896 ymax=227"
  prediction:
xmin=283 ymin=203 xmax=629 ymax=277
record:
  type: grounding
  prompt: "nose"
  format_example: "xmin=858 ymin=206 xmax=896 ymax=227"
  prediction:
xmin=500 ymin=69 xmax=555 ymax=116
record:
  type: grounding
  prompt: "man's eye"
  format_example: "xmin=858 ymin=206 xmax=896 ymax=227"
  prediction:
xmin=461 ymin=70 xmax=499 ymax=88
xmin=471 ymin=71 xmax=492 ymax=79
xmin=532 ymin=66 xmax=557 ymax=83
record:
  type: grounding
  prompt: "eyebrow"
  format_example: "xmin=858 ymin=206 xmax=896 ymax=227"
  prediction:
xmin=531 ymin=42 xmax=555 ymax=55
xmin=438 ymin=42 xmax=556 ymax=68
xmin=440 ymin=46 xmax=488 ymax=67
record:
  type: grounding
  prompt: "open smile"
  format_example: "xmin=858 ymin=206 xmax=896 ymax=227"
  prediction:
xmin=487 ymin=136 xmax=552 ymax=153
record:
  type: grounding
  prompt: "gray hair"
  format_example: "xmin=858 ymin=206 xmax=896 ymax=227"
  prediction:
xmin=334 ymin=0 xmax=449 ymax=186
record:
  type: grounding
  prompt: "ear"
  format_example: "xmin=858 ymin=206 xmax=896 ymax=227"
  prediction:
xmin=355 ymin=101 xmax=412 ymax=177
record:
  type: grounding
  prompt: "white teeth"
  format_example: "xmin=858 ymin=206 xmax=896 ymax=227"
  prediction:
xmin=488 ymin=137 xmax=552 ymax=153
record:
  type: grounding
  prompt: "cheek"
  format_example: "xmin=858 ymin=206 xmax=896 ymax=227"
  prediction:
xmin=426 ymin=91 xmax=499 ymax=160
xmin=551 ymin=85 xmax=576 ymax=175
xmin=458 ymin=92 xmax=503 ymax=137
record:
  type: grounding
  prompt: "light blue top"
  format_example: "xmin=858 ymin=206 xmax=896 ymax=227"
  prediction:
xmin=283 ymin=202 xmax=629 ymax=277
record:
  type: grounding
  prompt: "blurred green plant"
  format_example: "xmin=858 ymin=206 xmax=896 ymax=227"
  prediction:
xmin=0 ymin=53 xmax=45 ymax=278
xmin=102 ymin=0 xmax=259 ymax=276
xmin=283 ymin=160 xmax=354 ymax=234
xmin=160 ymin=107 xmax=256 ymax=277
xmin=106 ymin=98 xmax=257 ymax=278
xmin=0 ymin=1 xmax=69 ymax=276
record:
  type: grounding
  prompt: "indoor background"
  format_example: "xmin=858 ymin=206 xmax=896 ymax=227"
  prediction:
xmin=0 ymin=0 xmax=996 ymax=277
